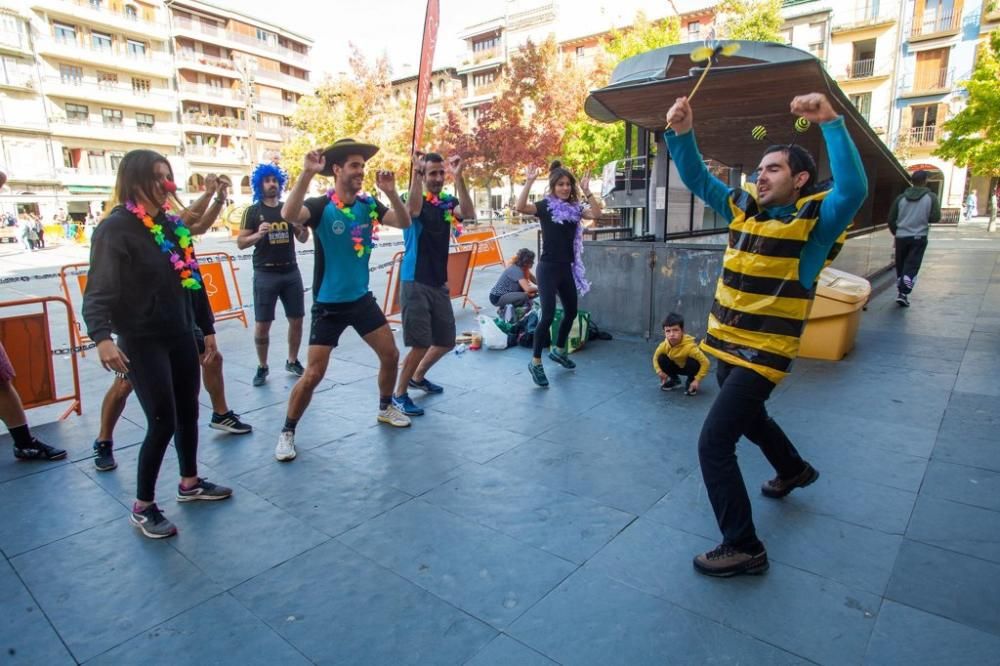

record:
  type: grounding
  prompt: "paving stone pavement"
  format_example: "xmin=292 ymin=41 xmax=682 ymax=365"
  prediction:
xmin=0 ymin=224 xmax=998 ymax=664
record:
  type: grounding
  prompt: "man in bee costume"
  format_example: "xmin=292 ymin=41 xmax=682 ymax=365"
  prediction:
xmin=664 ymin=93 xmax=868 ymax=577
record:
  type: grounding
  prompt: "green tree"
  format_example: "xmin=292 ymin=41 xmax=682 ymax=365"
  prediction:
xmin=935 ymin=32 xmax=1000 ymax=229
xmin=561 ymin=11 xmax=681 ymax=174
xmin=717 ymin=0 xmax=784 ymax=43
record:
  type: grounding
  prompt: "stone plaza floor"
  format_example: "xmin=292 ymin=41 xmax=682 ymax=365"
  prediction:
xmin=0 ymin=223 xmax=998 ymax=664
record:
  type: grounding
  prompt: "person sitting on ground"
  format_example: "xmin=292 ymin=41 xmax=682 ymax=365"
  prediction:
xmin=489 ymin=248 xmax=538 ymax=311
xmin=653 ymin=312 xmax=710 ymax=396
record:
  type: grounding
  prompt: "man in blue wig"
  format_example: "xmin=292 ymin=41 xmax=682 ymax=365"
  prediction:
xmin=238 ymin=162 xmax=309 ymax=386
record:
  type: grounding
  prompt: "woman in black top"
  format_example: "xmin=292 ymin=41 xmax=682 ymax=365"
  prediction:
xmin=83 ymin=149 xmax=232 ymax=539
xmin=515 ymin=161 xmax=603 ymax=387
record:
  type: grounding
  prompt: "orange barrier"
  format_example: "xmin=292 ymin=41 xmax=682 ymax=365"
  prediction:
xmin=382 ymin=246 xmax=480 ymax=324
xmin=192 ymin=251 xmax=248 ymax=328
xmin=456 ymin=226 xmax=505 ymax=270
xmin=58 ymin=263 xmax=91 ymax=357
xmin=0 ymin=296 xmax=82 ymax=419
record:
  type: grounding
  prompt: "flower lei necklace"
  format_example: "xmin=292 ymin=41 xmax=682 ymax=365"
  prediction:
xmin=328 ymin=189 xmax=379 ymax=257
xmin=125 ymin=200 xmax=202 ymax=290
xmin=424 ymin=191 xmax=463 ymax=237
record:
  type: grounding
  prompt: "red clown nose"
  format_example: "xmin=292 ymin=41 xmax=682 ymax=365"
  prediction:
xmin=163 ymin=179 xmax=177 ymax=193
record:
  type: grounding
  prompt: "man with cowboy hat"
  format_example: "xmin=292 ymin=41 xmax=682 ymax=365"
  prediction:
xmin=275 ymin=139 xmax=412 ymax=462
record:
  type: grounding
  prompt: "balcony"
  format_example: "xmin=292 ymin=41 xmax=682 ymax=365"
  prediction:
xmin=256 ymin=96 xmax=299 ymax=116
xmin=49 ymin=118 xmax=177 ymax=146
xmin=37 ymin=36 xmax=173 ymax=77
xmin=254 ymin=68 xmax=313 ymax=94
xmin=57 ymin=166 xmax=115 ymax=188
xmin=44 ymin=77 xmax=176 ymax=111
xmin=183 ymin=143 xmax=248 ymax=165
xmin=181 ymin=113 xmax=248 ymax=136
xmin=903 ymin=125 xmax=939 ymax=146
xmin=831 ymin=5 xmax=899 ymax=33
xmin=177 ymin=82 xmax=245 ymax=108
xmin=0 ymin=28 xmax=33 ymax=57
xmin=31 ymin=0 xmax=168 ymax=39
xmin=0 ymin=67 xmax=37 ymax=92
xmin=175 ymin=49 xmax=240 ymax=77
xmin=902 ymin=67 xmax=952 ymax=95
xmin=910 ymin=11 xmax=962 ymax=40
xmin=171 ymin=16 xmax=309 ymax=69
xmin=846 ymin=58 xmax=876 ymax=79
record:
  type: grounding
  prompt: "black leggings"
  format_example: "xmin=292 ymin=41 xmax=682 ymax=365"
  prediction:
xmin=697 ymin=362 xmax=807 ymax=550
xmin=895 ymin=236 xmax=927 ymax=294
xmin=120 ymin=334 xmax=201 ymax=502
xmin=533 ymin=260 xmax=578 ymax=357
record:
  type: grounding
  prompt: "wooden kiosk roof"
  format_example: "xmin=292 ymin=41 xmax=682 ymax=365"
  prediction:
xmin=585 ymin=41 xmax=910 ymax=200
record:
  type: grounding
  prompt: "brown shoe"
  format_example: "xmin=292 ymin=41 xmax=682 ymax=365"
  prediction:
xmin=761 ymin=462 xmax=819 ymax=499
xmin=693 ymin=544 xmax=769 ymax=577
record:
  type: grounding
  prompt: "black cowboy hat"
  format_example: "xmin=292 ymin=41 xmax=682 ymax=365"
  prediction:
xmin=320 ymin=138 xmax=379 ymax=176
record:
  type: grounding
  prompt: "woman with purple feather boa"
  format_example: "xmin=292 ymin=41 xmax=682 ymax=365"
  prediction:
xmin=516 ymin=161 xmax=603 ymax=387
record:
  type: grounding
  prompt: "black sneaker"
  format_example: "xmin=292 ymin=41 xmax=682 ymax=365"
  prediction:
xmin=129 ymin=503 xmax=177 ymax=539
xmin=13 ymin=438 xmax=67 ymax=461
xmin=661 ymin=376 xmax=681 ymax=391
xmin=685 ymin=379 xmax=698 ymax=396
xmin=548 ymin=348 xmax=576 ymax=369
xmin=285 ymin=359 xmax=305 ymax=377
xmin=408 ymin=377 xmax=444 ymax=394
xmin=895 ymin=292 xmax=910 ymax=307
xmin=252 ymin=366 xmax=268 ymax=387
xmin=210 ymin=411 xmax=253 ymax=435
xmin=93 ymin=440 xmax=117 ymax=471
xmin=177 ymin=477 xmax=233 ymax=502
xmin=693 ymin=543 xmax=769 ymax=577
xmin=528 ymin=361 xmax=549 ymax=387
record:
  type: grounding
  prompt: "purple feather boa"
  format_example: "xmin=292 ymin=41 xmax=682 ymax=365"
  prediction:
xmin=545 ymin=195 xmax=591 ymax=296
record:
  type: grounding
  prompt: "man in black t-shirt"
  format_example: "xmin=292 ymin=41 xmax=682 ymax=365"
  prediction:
xmin=391 ymin=152 xmax=476 ymax=416
xmin=238 ymin=163 xmax=309 ymax=387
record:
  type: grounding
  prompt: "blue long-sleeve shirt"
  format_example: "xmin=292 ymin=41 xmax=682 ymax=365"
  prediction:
xmin=664 ymin=116 xmax=868 ymax=288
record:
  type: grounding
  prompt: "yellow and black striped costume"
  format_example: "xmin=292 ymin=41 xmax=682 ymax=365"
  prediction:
xmin=701 ymin=188 xmax=846 ymax=384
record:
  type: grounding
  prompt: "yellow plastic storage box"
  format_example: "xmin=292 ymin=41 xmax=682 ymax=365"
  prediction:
xmin=798 ymin=267 xmax=871 ymax=361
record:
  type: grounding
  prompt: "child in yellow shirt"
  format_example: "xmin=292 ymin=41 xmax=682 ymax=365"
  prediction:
xmin=653 ymin=313 xmax=710 ymax=395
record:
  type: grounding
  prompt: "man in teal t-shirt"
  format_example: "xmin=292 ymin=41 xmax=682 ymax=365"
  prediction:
xmin=275 ymin=139 xmax=413 ymax=463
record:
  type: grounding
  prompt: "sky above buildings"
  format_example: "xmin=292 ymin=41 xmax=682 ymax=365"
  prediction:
xmin=222 ymin=0 xmax=482 ymax=81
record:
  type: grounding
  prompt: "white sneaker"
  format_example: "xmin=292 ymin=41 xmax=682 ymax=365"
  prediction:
xmin=377 ymin=403 xmax=412 ymax=427
xmin=275 ymin=430 xmax=297 ymax=461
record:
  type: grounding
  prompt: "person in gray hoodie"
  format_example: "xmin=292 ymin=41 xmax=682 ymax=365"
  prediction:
xmin=888 ymin=170 xmax=940 ymax=307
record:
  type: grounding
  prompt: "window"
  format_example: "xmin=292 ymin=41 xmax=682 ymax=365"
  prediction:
xmin=136 ymin=112 xmax=155 ymax=130
xmin=87 ymin=150 xmax=105 ymax=173
xmin=256 ymin=28 xmax=272 ymax=43
xmin=110 ymin=152 xmax=125 ymax=171
xmin=102 ymin=107 xmax=123 ymax=126
xmin=473 ymin=72 xmax=495 ymax=89
xmin=97 ymin=71 xmax=118 ymax=88
xmin=124 ymin=5 xmax=137 ymax=20
xmin=473 ymin=36 xmax=499 ymax=52
xmin=91 ymin=31 xmax=112 ymax=51
xmin=687 ymin=21 xmax=702 ymax=38
xmin=910 ymin=103 xmax=939 ymax=143
xmin=575 ymin=46 xmax=585 ymax=59
xmin=66 ymin=103 xmax=88 ymax=121
xmin=131 ymin=77 xmax=151 ymax=93
xmin=849 ymin=92 xmax=872 ymax=122
xmin=62 ymin=147 xmax=76 ymax=168
xmin=54 ymin=23 xmax=76 ymax=43
xmin=126 ymin=39 xmax=146 ymax=57
xmin=60 ymin=64 xmax=82 ymax=84
xmin=89 ymin=0 xmax=102 ymax=8
xmin=915 ymin=47 xmax=950 ymax=89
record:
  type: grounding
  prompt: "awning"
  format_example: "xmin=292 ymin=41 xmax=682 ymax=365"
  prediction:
xmin=585 ymin=41 xmax=910 ymax=194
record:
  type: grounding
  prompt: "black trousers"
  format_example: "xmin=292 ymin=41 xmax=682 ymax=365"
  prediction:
xmin=120 ymin=333 xmax=201 ymax=502
xmin=697 ymin=361 xmax=807 ymax=550
xmin=895 ymin=236 xmax=927 ymax=294
xmin=533 ymin=260 xmax=577 ymax=357
xmin=658 ymin=356 xmax=700 ymax=380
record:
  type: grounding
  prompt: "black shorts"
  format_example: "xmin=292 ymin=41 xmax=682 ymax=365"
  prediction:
xmin=309 ymin=292 xmax=387 ymax=348
xmin=253 ymin=268 xmax=306 ymax=323
xmin=401 ymin=281 xmax=456 ymax=348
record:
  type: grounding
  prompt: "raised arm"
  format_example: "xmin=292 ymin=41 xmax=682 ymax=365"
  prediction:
xmin=187 ymin=178 xmax=228 ymax=235
xmin=450 ymin=155 xmax=476 ymax=221
xmin=407 ymin=152 xmax=424 ymax=218
xmin=663 ymin=96 xmax=733 ymax=221
xmin=376 ymin=169 xmax=412 ymax=230
xmin=282 ymin=150 xmax=324 ymax=224
xmin=580 ymin=171 xmax=603 ymax=222
xmin=516 ymin=166 xmax=539 ymax=216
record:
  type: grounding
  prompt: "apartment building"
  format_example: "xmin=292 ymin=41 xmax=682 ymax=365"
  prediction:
xmin=166 ymin=0 xmax=311 ymax=198
xmin=0 ymin=4 xmax=60 ymax=215
xmin=389 ymin=66 xmax=462 ymax=124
